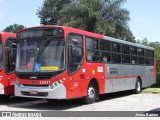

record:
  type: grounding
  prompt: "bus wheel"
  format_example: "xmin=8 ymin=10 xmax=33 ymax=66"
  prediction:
xmin=134 ymin=78 xmax=142 ymax=94
xmin=83 ymin=82 xmax=96 ymax=104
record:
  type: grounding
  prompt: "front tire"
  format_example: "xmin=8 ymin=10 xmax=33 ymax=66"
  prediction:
xmin=134 ymin=78 xmax=142 ymax=94
xmin=82 ymin=82 xmax=97 ymax=104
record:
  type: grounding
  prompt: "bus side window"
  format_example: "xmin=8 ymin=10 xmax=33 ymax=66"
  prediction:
xmin=100 ymin=52 xmax=111 ymax=63
xmin=122 ymin=45 xmax=130 ymax=64
xmin=86 ymin=37 xmax=100 ymax=62
xmin=150 ymin=51 xmax=154 ymax=65
xmin=112 ymin=43 xmax=121 ymax=63
xmin=100 ymin=40 xmax=111 ymax=63
xmin=138 ymin=48 xmax=144 ymax=65
xmin=131 ymin=46 xmax=138 ymax=64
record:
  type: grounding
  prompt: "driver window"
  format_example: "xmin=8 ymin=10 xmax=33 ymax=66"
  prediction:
xmin=67 ymin=34 xmax=83 ymax=75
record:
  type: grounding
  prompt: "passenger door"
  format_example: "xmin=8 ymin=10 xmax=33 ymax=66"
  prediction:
xmin=67 ymin=33 xmax=83 ymax=98
xmin=5 ymin=38 xmax=16 ymax=93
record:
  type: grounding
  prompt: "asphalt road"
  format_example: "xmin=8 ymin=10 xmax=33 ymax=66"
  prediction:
xmin=0 ymin=91 xmax=160 ymax=111
xmin=0 ymin=91 xmax=160 ymax=120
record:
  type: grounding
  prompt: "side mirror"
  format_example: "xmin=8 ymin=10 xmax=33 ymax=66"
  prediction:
xmin=12 ymin=42 xmax=17 ymax=49
xmin=72 ymin=39 xmax=79 ymax=46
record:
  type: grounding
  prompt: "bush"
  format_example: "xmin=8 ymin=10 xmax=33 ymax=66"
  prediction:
xmin=155 ymin=72 xmax=160 ymax=87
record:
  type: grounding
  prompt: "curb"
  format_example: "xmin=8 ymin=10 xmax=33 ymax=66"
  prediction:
xmin=142 ymin=90 xmax=160 ymax=94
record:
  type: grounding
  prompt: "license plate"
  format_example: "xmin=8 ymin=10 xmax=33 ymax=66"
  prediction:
xmin=29 ymin=91 xmax=38 ymax=95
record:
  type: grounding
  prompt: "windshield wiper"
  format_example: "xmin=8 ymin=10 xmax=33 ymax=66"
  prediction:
xmin=38 ymin=38 xmax=52 ymax=55
xmin=33 ymin=38 xmax=52 ymax=72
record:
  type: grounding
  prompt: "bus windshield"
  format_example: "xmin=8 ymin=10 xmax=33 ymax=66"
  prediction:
xmin=16 ymin=38 xmax=65 ymax=73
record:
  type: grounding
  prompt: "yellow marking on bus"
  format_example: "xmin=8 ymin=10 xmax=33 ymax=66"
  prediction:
xmin=92 ymin=70 xmax=95 ymax=75
xmin=41 ymin=66 xmax=59 ymax=71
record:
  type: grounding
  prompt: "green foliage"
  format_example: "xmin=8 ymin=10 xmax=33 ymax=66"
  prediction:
xmin=61 ymin=0 xmax=130 ymax=33
xmin=149 ymin=41 xmax=160 ymax=49
xmin=3 ymin=24 xmax=25 ymax=33
xmin=141 ymin=37 xmax=149 ymax=46
xmin=155 ymin=72 xmax=160 ymax=87
xmin=136 ymin=38 xmax=150 ymax=46
xmin=107 ymin=24 xmax=136 ymax=43
xmin=144 ymin=87 xmax=160 ymax=91
xmin=156 ymin=49 xmax=160 ymax=73
xmin=37 ymin=0 xmax=135 ymax=42
xmin=37 ymin=0 xmax=71 ymax=25
xmin=156 ymin=48 xmax=160 ymax=84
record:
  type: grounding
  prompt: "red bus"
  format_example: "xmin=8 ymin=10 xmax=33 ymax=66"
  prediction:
xmin=0 ymin=32 xmax=16 ymax=97
xmin=14 ymin=26 xmax=156 ymax=104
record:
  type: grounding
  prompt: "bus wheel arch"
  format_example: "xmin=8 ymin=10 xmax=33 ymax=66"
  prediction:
xmin=82 ymin=78 xmax=99 ymax=104
xmin=134 ymin=76 xmax=142 ymax=94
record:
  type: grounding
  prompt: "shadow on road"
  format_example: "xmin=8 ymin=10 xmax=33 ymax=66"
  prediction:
xmin=0 ymin=96 xmax=39 ymax=105
xmin=98 ymin=90 xmax=133 ymax=102
xmin=0 ymin=91 xmax=133 ymax=111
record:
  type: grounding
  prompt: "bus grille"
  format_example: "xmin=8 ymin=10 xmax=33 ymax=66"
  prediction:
xmin=21 ymin=91 xmax=48 ymax=97
xmin=22 ymin=84 xmax=49 ymax=87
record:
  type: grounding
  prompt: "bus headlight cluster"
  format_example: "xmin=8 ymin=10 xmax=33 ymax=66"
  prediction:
xmin=15 ymin=80 xmax=22 ymax=87
xmin=50 ymin=78 xmax=66 ymax=89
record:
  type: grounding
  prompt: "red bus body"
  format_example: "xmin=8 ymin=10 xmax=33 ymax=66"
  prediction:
xmin=0 ymin=32 xmax=16 ymax=95
xmin=15 ymin=26 xmax=156 ymax=103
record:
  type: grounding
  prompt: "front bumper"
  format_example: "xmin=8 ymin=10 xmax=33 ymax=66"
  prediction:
xmin=0 ymin=83 xmax=4 ymax=94
xmin=14 ymin=83 xmax=66 ymax=99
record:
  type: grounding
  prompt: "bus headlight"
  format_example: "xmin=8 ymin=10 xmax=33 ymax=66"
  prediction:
xmin=50 ymin=78 xmax=66 ymax=89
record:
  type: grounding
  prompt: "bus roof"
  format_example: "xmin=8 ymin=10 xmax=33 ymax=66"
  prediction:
xmin=0 ymin=32 xmax=16 ymax=44
xmin=17 ymin=25 xmax=104 ymax=39
xmin=18 ymin=25 xmax=154 ymax=50
xmin=104 ymin=36 xmax=154 ymax=50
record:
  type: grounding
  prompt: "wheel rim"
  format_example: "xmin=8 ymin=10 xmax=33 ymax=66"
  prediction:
xmin=88 ymin=87 xmax=95 ymax=99
xmin=137 ymin=81 xmax=141 ymax=92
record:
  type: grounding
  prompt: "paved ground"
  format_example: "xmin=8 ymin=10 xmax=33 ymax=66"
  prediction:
xmin=0 ymin=91 xmax=160 ymax=119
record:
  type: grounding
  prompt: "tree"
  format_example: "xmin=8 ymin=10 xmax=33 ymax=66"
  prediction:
xmin=107 ymin=24 xmax=136 ymax=43
xmin=156 ymin=49 xmax=160 ymax=72
xmin=141 ymin=37 xmax=149 ymax=46
xmin=37 ymin=0 xmax=135 ymax=42
xmin=149 ymin=41 xmax=160 ymax=49
xmin=37 ymin=0 xmax=72 ymax=25
xmin=61 ymin=0 xmax=129 ymax=32
xmin=136 ymin=37 xmax=149 ymax=46
xmin=3 ymin=24 xmax=25 ymax=33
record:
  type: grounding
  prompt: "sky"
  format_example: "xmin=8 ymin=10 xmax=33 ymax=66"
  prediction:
xmin=124 ymin=0 xmax=160 ymax=42
xmin=0 ymin=0 xmax=44 ymax=31
xmin=0 ymin=0 xmax=159 ymax=42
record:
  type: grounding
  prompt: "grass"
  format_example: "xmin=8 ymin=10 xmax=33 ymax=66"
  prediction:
xmin=143 ymin=87 xmax=160 ymax=91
